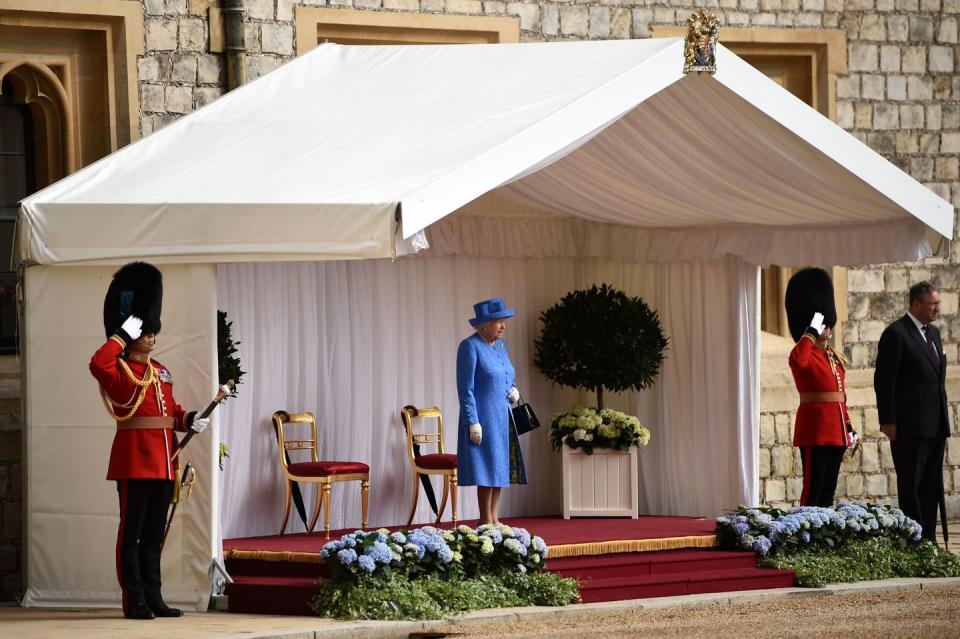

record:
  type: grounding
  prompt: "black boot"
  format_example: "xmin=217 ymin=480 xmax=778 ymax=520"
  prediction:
xmin=147 ymin=600 xmax=183 ymax=617
xmin=125 ymin=601 xmax=156 ymax=620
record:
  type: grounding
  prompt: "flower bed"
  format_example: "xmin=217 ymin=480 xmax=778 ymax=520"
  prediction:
xmin=716 ymin=502 xmax=922 ymax=557
xmin=312 ymin=523 xmax=578 ymax=619
xmin=550 ymin=405 xmax=651 ymax=454
xmin=716 ymin=502 xmax=960 ymax=587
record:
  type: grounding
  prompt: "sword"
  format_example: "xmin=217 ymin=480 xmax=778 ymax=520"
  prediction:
xmin=162 ymin=381 xmax=234 ymax=550
xmin=161 ymin=462 xmax=196 ymax=550
xmin=171 ymin=380 xmax=235 ymax=461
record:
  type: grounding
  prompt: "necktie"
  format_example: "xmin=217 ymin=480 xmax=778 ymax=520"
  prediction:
xmin=922 ymin=325 xmax=941 ymax=368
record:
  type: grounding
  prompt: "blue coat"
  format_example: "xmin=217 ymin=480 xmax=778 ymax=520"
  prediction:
xmin=456 ymin=334 xmax=526 ymax=487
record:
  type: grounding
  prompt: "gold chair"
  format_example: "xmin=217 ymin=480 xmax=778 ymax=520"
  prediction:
xmin=400 ymin=406 xmax=457 ymax=527
xmin=272 ymin=411 xmax=369 ymax=538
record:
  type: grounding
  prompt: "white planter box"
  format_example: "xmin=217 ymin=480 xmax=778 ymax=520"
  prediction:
xmin=561 ymin=446 xmax=639 ymax=519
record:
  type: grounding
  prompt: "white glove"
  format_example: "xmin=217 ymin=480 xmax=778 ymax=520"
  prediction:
xmin=469 ymin=423 xmax=482 ymax=445
xmin=120 ymin=315 xmax=143 ymax=341
xmin=190 ymin=416 xmax=209 ymax=434
xmin=507 ymin=386 xmax=520 ymax=405
xmin=809 ymin=312 xmax=825 ymax=336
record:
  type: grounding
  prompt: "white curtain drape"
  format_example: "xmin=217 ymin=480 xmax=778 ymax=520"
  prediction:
xmin=217 ymin=254 xmax=757 ymax=540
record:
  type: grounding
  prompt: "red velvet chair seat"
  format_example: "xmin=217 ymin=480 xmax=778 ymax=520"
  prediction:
xmin=415 ymin=453 xmax=457 ymax=470
xmin=288 ymin=461 xmax=369 ymax=477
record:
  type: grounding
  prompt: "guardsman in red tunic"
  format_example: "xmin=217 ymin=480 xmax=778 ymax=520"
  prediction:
xmin=786 ymin=268 xmax=859 ymax=508
xmin=89 ymin=262 xmax=208 ymax=620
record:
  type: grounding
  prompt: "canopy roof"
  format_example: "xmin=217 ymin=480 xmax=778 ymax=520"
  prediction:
xmin=20 ymin=38 xmax=953 ymax=266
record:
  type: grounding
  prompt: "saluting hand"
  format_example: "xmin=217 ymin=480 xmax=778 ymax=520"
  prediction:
xmin=121 ymin=315 xmax=143 ymax=341
xmin=808 ymin=312 xmax=825 ymax=336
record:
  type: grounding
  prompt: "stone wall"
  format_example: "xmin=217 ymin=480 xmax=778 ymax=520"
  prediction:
xmin=0 ymin=358 xmax=21 ymax=601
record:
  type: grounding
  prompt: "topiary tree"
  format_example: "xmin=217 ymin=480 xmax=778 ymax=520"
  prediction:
xmin=217 ymin=310 xmax=245 ymax=470
xmin=534 ymin=284 xmax=668 ymax=410
xmin=218 ymin=310 xmax=245 ymax=391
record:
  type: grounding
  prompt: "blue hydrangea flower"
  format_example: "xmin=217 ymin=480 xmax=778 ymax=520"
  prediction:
xmin=481 ymin=529 xmax=504 ymax=544
xmin=752 ymin=535 xmax=772 ymax=556
xmin=366 ymin=541 xmax=394 ymax=564
xmin=513 ymin=527 xmax=531 ymax=546
xmin=337 ymin=548 xmax=358 ymax=565
xmin=357 ymin=555 xmax=376 ymax=573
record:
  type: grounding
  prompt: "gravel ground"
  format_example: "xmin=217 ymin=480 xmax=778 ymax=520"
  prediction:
xmin=448 ymin=586 xmax=960 ymax=639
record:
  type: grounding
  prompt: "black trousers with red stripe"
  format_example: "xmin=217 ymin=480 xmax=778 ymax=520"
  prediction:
xmin=799 ymin=446 xmax=845 ymax=507
xmin=116 ymin=479 xmax=174 ymax=612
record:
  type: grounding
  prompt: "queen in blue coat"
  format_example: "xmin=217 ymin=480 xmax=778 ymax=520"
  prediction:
xmin=457 ymin=297 xmax=527 ymax=525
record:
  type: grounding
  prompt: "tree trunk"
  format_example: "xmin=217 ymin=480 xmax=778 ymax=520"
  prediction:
xmin=596 ymin=386 xmax=604 ymax=411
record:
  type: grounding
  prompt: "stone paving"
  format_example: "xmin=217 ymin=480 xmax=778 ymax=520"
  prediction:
xmin=2 ymin=575 xmax=959 ymax=639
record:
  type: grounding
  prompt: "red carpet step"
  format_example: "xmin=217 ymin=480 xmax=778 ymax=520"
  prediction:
xmin=223 ymin=516 xmax=794 ymax=614
xmin=548 ymin=549 xmax=795 ymax=603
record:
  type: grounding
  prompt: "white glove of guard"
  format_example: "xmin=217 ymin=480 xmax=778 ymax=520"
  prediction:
xmin=120 ymin=315 xmax=143 ymax=341
xmin=469 ymin=423 xmax=482 ymax=445
xmin=190 ymin=416 xmax=209 ymax=434
xmin=809 ymin=312 xmax=825 ymax=337
xmin=507 ymin=386 xmax=520 ymax=405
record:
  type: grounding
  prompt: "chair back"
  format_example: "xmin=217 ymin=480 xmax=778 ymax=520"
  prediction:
xmin=272 ymin=411 xmax=320 ymax=474
xmin=399 ymin=405 xmax=444 ymax=466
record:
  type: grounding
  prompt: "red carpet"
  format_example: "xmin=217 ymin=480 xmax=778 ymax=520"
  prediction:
xmin=223 ymin=515 xmax=794 ymax=615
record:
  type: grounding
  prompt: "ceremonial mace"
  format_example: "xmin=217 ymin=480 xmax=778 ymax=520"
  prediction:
xmin=162 ymin=380 xmax=235 ymax=549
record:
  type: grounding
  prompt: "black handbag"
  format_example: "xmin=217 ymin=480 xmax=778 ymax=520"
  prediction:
xmin=511 ymin=394 xmax=541 ymax=436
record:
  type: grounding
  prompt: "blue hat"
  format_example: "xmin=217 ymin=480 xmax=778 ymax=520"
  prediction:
xmin=469 ymin=297 xmax=515 ymax=327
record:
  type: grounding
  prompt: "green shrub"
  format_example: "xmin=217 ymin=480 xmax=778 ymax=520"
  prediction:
xmin=760 ymin=536 xmax=960 ymax=588
xmin=310 ymin=571 xmax=580 ymax=620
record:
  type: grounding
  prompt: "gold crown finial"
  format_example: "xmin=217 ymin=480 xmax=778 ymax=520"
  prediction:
xmin=683 ymin=10 xmax=720 ymax=75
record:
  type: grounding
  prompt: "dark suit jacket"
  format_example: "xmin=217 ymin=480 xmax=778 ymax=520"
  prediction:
xmin=874 ymin=315 xmax=949 ymax=438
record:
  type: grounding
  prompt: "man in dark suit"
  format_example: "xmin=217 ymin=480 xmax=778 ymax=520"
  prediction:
xmin=874 ymin=281 xmax=950 ymax=543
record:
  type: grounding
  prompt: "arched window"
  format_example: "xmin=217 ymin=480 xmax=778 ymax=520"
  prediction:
xmin=0 ymin=76 xmax=33 ymax=353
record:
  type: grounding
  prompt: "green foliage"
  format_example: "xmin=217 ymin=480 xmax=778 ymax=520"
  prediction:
xmin=218 ymin=442 xmax=230 ymax=471
xmin=497 ymin=570 xmax=582 ymax=606
xmin=217 ymin=310 xmax=245 ymax=390
xmin=760 ymin=537 xmax=960 ymax=588
xmin=534 ymin=284 xmax=667 ymax=409
xmin=216 ymin=310 xmax=244 ymax=470
xmin=310 ymin=571 xmax=580 ymax=621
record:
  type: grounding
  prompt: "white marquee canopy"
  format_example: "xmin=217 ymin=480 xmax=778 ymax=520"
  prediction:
xmin=18 ymin=38 xmax=954 ymax=612
xmin=19 ymin=38 xmax=953 ymax=267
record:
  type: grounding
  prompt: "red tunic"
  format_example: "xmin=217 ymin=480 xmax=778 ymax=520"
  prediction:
xmin=789 ymin=336 xmax=849 ymax=447
xmin=89 ymin=336 xmax=190 ymax=480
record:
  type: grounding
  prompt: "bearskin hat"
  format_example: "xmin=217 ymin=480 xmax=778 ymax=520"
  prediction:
xmin=102 ymin=261 xmax=163 ymax=339
xmin=784 ymin=267 xmax=836 ymax=343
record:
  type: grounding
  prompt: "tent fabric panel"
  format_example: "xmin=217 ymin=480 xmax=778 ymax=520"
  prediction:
xmin=501 ymin=73 xmax=916 ymax=231
xmin=22 ymin=264 xmax=217 ymax=611
xmin=399 ymin=41 xmax=685 ymax=238
xmin=19 ymin=202 xmax=396 ymax=265
xmin=20 ymin=39 xmax=679 ymax=209
xmin=419 ymin=213 xmax=931 ymax=267
xmin=714 ymin=45 xmax=954 ymax=239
